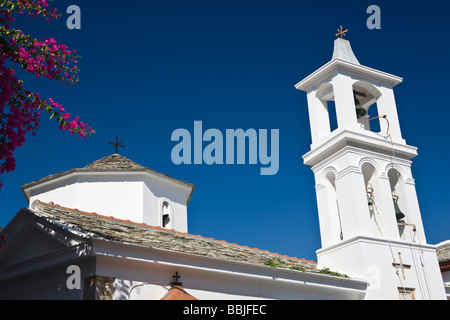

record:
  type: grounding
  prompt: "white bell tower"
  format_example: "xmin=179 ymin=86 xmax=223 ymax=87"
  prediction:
xmin=296 ymin=35 xmax=446 ymax=300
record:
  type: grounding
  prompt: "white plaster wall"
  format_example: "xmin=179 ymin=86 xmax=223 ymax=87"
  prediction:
xmin=29 ymin=175 xmax=78 ymax=209
xmin=29 ymin=174 xmax=144 ymax=223
xmin=89 ymin=242 xmax=366 ymax=301
xmin=317 ymin=236 xmax=447 ymax=300
xmin=107 ymin=260 xmax=366 ymax=301
xmin=74 ymin=179 xmax=144 ymax=223
xmin=28 ymin=172 xmax=191 ymax=232
xmin=312 ymin=147 xmax=426 ymax=247
xmin=142 ymin=176 xmax=189 ymax=233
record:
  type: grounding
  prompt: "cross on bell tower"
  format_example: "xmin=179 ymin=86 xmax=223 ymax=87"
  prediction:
xmin=294 ymin=32 xmax=446 ymax=300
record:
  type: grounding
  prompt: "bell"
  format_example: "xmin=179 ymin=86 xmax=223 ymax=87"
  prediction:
xmin=163 ymin=214 xmax=170 ymax=228
xmin=367 ymin=193 xmax=373 ymax=206
xmin=356 ymin=106 xmax=367 ymax=119
xmin=366 ymin=185 xmax=374 ymax=206
xmin=354 ymin=95 xmax=367 ymax=119
xmin=393 ymin=198 xmax=405 ymax=221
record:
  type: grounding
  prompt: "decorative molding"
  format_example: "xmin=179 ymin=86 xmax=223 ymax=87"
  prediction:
xmin=336 ymin=166 xmax=362 ymax=180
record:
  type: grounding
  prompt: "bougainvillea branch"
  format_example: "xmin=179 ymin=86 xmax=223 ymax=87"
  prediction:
xmin=0 ymin=0 xmax=94 ymax=188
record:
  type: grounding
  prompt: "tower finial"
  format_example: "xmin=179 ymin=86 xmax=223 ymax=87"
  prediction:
xmin=335 ymin=25 xmax=348 ymax=39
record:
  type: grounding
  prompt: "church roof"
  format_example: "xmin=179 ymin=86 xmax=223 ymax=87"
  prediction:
xmin=295 ymin=38 xmax=403 ymax=92
xmin=437 ymin=241 xmax=450 ymax=263
xmin=160 ymin=285 xmax=198 ymax=300
xmin=84 ymin=154 xmax=146 ymax=170
xmin=331 ymin=38 xmax=360 ymax=64
xmin=29 ymin=200 xmax=318 ymax=272
xmin=21 ymin=154 xmax=195 ymax=203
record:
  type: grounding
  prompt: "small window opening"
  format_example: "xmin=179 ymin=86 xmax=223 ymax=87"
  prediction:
xmin=353 ymin=81 xmax=382 ymax=134
xmin=162 ymin=201 xmax=171 ymax=228
xmin=315 ymin=83 xmax=338 ymax=139
xmin=327 ymin=100 xmax=338 ymax=133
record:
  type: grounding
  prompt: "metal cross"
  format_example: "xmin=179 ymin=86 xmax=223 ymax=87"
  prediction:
xmin=170 ymin=272 xmax=183 ymax=286
xmin=173 ymin=272 xmax=181 ymax=283
xmin=108 ymin=136 xmax=125 ymax=154
xmin=398 ymin=252 xmax=407 ymax=280
xmin=393 ymin=252 xmax=410 ymax=281
xmin=336 ymin=25 xmax=348 ymax=39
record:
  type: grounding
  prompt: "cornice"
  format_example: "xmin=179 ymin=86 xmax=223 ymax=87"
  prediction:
xmin=295 ymin=58 xmax=403 ymax=92
xmin=304 ymin=129 xmax=417 ymax=168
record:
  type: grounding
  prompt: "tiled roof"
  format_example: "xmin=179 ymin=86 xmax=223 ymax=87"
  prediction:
xmin=22 ymin=154 xmax=195 ymax=203
xmin=30 ymin=200 xmax=318 ymax=272
xmin=160 ymin=286 xmax=198 ymax=300
xmin=437 ymin=241 xmax=450 ymax=263
xmin=84 ymin=154 xmax=146 ymax=170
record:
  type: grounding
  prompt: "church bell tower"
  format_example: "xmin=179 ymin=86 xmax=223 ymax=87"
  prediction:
xmin=295 ymin=34 xmax=446 ymax=300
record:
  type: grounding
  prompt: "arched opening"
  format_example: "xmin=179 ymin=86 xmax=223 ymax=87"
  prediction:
xmin=362 ymin=162 xmax=384 ymax=238
xmin=352 ymin=81 xmax=382 ymax=133
xmin=162 ymin=201 xmax=172 ymax=229
xmin=324 ymin=170 xmax=343 ymax=243
xmin=316 ymin=83 xmax=338 ymax=134
xmin=387 ymin=168 xmax=412 ymax=241
xmin=327 ymin=100 xmax=338 ymax=133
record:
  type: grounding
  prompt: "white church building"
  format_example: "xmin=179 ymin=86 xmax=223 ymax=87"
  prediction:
xmin=0 ymin=37 xmax=448 ymax=300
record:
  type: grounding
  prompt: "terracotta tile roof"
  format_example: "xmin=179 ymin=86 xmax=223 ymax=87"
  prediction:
xmin=30 ymin=200 xmax=318 ymax=272
xmin=160 ymin=285 xmax=198 ymax=300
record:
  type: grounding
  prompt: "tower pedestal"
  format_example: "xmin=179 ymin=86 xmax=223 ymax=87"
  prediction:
xmin=317 ymin=235 xmax=445 ymax=300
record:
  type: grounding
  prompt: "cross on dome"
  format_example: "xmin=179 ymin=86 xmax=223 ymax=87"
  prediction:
xmin=108 ymin=136 xmax=126 ymax=154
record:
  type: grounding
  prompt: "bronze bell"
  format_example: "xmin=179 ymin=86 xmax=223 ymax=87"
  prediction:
xmin=163 ymin=214 xmax=170 ymax=228
xmin=354 ymin=96 xmax=367 ymax=119
xmin=393 ymin=197 xmax=405 ymax=221
xmin=366 ymin=185 xmax=374 ymax=206
xmin=356 ymin=106 xmax=367 ymax=119
xmin=367 ymin=193 xmax=373 ymax=206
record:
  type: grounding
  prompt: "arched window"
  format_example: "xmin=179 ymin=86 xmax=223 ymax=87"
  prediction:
xmin=362 ymin=162 xmax=383 ymax=238
xmin=162 ymin=201 xmax=171 ymax=229
xmin=387 ymin=168 xmax=411 ymax=240
xmin=324 ymin=170 xmax=343 ymax=243
xmin=316 ymin=83 xmax=338 ymax=135
xmin=352 ymin=81 xmax=382 ymax=133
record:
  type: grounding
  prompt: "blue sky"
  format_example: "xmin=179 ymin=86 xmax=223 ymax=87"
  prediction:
xmin=0 ymin=0 xmax=449 ymax=262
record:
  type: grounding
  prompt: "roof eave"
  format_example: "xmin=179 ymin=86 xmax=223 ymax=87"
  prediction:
xmin=21 ymin=168 xmax=195 ymax=204
xmin=295 ymin=59 xmax=403 ymax=92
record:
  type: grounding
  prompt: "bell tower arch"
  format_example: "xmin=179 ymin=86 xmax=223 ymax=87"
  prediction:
xmin=295 ymin=35 xmax=446 ymax=300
